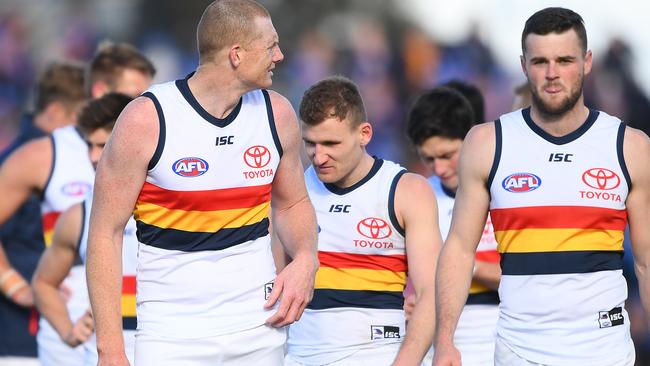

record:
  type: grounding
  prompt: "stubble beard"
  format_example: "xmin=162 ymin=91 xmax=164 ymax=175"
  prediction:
xmin=529 ymin=75 xmax=584 ymax=121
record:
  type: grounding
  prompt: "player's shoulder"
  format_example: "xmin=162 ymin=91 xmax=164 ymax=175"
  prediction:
xmin=4 ymin=135 xmax=52 ymax=168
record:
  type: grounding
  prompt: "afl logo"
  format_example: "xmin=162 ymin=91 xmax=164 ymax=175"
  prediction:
xmin=243 ymin=145 xmax=271 ymax=169
xmin=582 ymin=168 xmax=620 ymax=190
xmin=357 ymin=217 xmax=392 ymax=239
xmin=172 ymin=157 xmax=209 ymax=177
xmin=61 ymin=182 xmax=91 ymax=197
xmin=502 ymin=173 xmax=541 ymax=193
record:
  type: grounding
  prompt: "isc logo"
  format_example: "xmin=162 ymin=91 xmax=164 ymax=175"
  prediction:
xmin=502 ymin=173 xmax=541 ymax=193
xmin=370 ymin=325 xmax=401 ymax=340
xmin=172 ymin=157 xmax=209 ymax=177
xmin=329 ymin=204 xmax=351 ymax=213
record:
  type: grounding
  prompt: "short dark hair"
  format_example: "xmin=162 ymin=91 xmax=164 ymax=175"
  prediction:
xmin=77 ymin=93 xmax=132 ymax=137
xmin=89 ymin=41 xmax=156 ymax=93
xmin=406 ymin=86 xmax=475 ymax=146
xmin=299 ymin=76 xmax=367 ymax=127
xmin=442 ymin=79 xmax=485 ymax=124
xmin=522 ymin=7 xmax=587 ymax=54
xmin=35 ymin=62 xmax=86 ymax=114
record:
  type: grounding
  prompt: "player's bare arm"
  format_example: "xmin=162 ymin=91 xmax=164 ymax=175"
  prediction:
xmin=264 ymin=90 xmax=318 ymax=328
xmin=392 ymin=173 xmax=441 ymax=365
xmin=622 ymin=126 xmax=650 ymax=328
xmin=86 ymin=97 xmax=158 ymax=366
xmin=0 ymin=137 xmax=53 ymax=307
xmin=473 ymin=260 xmax=501 ymax=290
xmin=32 ymin=203 xmax=93 ymax=347
xmin=433 ymin=122 xmax=495 ymax=366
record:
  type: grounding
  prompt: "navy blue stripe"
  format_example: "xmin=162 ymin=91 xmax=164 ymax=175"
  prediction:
xmin=142 ymin=92 xmax=166 ymax=171
xmin=135 ymin=218 xmax=269 ymax=252
xmin=175 ymin=74 xmax=242 ymax=128
xmin=122 ymin=317 xmax=137 ymax=330
xmin=616 ymin=123 xmax=632 ymax=191
xmin=388 ymin=170 xmax=407 ymax=237
xmin=262 ymin=89 xmax=283 ymax=158
xmin=308 ymin=289 xmax=404 ymax=310
xmin=77 ymin=201 xmax=86 ymax=258
xmin=41 ymin=135 xmax=56 ymax=200
xmin=324 ymin=157 xmax=383 ymax=195
xmin=466 ymin=291 xmax=499 ymax=305
xmin=501 ymin=251 xmax=623 ymax=275
xmin=486 ymin=119 xmax=502 ymax=189
xmin=522 ymin=107 xmax=600 ymax=145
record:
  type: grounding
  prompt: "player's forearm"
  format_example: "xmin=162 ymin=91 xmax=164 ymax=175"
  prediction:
xmin=434 ymin=241 xmax=473 ymax=347
xmin=274 ymin=197 xmax=318 ymax=261
xmin=635 ymin=260 xmax=650 ymax=328
xmin=86 ymin=234 xmax=125 ymax=354
xmin=393 ymin=289 xmax=435 ymax=365
xmin=32 ymin=279 xmax=74 ymax=340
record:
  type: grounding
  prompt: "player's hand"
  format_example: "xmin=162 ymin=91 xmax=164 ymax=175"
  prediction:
xmin=432 ymin=341 xmax=462 ymax=366
xmin=11 ymin=285 xmax=35 ymax=307
xmin=63 ymin=309 xmax=94 ymax=347
xmin=403 ymin=293 xmax=416 ymax=322
xmin=264 ymin=252 xmax=318 ymax=327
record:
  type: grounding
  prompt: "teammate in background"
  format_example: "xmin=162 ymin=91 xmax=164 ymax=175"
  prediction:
xmin=283 ymin=76 xmax=440 ymax=365
xmin=406 ymin=86 xmax=500 ymax=365
xmin=32 ymin=93 xmax=134 ymax=366
xmin=433 ymin=7 xmax=650 ymax=365
xmin=441 ymin=80 xmax=485 ymax=124
xmin=0 ymin=62 xmax=86 ymax=365
xmin=0 ymin=42 xmax=154 ymax=366
xmin=511 ymin=82 xmax=533 ymax=111
xmin=86 ymin=1 xmax=318 ymax=365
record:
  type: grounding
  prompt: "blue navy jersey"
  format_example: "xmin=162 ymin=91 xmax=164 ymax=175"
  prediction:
xmin=0 ymin=114 xmax=46 ymax=357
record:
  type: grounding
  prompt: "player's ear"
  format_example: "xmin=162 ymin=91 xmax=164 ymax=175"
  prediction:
xmin=358 ymin=122 xmax=373 ymax=147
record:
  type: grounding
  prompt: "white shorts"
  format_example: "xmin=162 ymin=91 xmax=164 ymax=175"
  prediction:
xmin=0 ymin=357 xmax=40 ymax=366
xmin=285 ymin=342 xmax=425 ymax=366
xmin=135 ymin=324 xmax=285 ymax=366
xmin=494 ymin=337 xmax=635 ymax=366
xmin=37 ymin=265 xmax=88 ymax=366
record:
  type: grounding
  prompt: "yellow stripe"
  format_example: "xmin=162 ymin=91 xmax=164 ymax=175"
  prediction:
xmin=134 ymin=201 xmax=270 ymax=232
xmin=495 ymin=228 xmax=624 ymax=253
xmin=469 ymin=281 xmax=491 ymax=295
xmin=121 ymin=294 xmax=136 ymax=317
xmin=314 ymin=267 xmax=406 ymax=292
xmin=43 ymin=230 xmax=53 ymax=247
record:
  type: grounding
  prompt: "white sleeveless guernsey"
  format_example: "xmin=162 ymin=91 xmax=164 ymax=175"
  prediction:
xmin=38 ymin=125 xmax=94 ymax=366
xmin=489 ymin=108 xmax=632 ymax=365
xmin=78 ymin=191 xmax=138 ymax=365
xmin=288 ymin=158 xmax=407 ymax=364
xmin=429 ymin=176 xmax=498 ymax=365
xmin=134 ymin=77 xmax=281 ymax=338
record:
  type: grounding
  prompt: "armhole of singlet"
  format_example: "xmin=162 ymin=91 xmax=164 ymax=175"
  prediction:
xmin=388 ymin=169 xmax=407 ymax=237
xmin=41 ymin=134 xmax=56 ymax=200
xmin=262 ymin=89 xmax=283 ymax=158
xmin=486 ymin=119 xmax=502 ymax=190
xmin=142 ymin=92 xmax=166 ymax=171
xmin=617 ymin=122 xmax=632 ymax=191
xmin=77 ymin=201 xmax=86 ymax=257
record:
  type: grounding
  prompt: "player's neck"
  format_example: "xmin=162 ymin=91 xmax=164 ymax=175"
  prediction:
xmin=529 ymin=98 xmax=590 ymax=137
xmin=33 ymin=110 xmax=74 ymax=133
xmin=335 ymin=153 xmax=375 ymax=189
xmin=189 ymin=65 xmax=249 ymax=119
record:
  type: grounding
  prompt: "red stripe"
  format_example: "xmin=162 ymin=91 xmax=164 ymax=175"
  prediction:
xmin=490 ymin=206 xmax=627 ymax=231
xmin=318 ymin=251 xmax=407 ymax=272
xmin=122 ymin=275 xmax=136 ymax=294
xmin=42 ymin=212 xmax=61 ymax=231
xmin=476 ymin=250 xmax=500 ymax=263
xmin=137 ymin=182 xmax=271 ymax=211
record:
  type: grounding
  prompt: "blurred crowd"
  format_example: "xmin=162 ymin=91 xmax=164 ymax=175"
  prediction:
xmin=1 ymin=0 xmax=650 ymax=363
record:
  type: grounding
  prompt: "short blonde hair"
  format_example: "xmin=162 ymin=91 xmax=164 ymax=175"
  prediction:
xmin=196 ymin=0 xmax=270 ymax=64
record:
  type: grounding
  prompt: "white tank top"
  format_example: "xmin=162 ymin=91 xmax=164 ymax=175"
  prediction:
xmin=489 ymin=108 xmax=631 ymax=364
xmin=42 ymin=125 xmax=94 ymax=246
xmin=429 ymin=176 xmax=499 ymax=355
xmin=133 ymin=76 xmax=281 ymax=337
xmin=288 ymin=158 xmax=407 ymax=364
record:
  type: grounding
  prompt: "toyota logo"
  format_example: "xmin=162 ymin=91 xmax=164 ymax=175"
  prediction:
xmin=243 ymin=145 xmax=271 ymax=168
xmin=357 ymin=217 xmax=392 ymax=239
xmin=582 ymin=168 xmax=620 ymax=190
